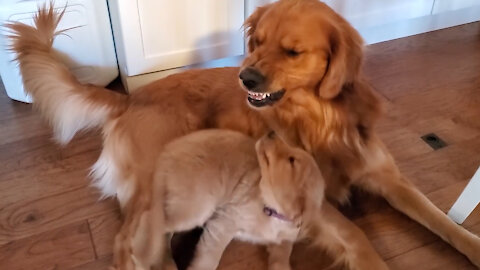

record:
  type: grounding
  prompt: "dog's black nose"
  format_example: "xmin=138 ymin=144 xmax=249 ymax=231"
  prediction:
xmin=239 ymin=67 xmax=265 ymax=90
xmin=267 ymin=130 xmax=276 ymax=139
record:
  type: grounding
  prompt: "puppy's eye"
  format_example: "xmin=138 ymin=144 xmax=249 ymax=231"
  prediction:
xmin=289 ymin=156 xmax=295 ymax=165
xmin=285 ymin=49 xmax=300 ymax=57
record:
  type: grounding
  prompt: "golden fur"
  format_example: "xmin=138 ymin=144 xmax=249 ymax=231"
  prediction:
xmin=8 ymin=1 xmax=480 ymax=269
xmin=113 ymin=129 xmax=387 ymax=270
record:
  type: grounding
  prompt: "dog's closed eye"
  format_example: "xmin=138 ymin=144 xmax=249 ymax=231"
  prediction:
xmin=254 ymin=37 xmax=263 ymax=48
xmin=285 ymin=48 xmax=301 ymax=57
xmin=289 ymin=156 xmax=295 ymax=165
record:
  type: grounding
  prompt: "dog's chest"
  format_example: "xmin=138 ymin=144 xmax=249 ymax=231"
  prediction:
xmin=319 ymin=160 xmax=352 ymax=202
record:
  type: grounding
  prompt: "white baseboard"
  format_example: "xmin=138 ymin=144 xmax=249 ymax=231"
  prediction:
xmin=123 ymin=55 xmax=244 ymax=92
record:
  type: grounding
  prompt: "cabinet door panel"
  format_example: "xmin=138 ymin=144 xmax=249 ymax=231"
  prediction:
xmin=111 ymin=0 xmax=244 ymax=76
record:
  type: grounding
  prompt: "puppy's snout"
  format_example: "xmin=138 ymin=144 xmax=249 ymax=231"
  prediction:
xmin=239 ymin=67 xmax=265 ymax=90
xmin=267 ymin=130 xmax=276 ymax=139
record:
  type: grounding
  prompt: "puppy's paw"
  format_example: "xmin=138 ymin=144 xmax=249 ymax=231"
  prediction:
xmin=163 ymin=260 xmax=178 ymax=270
xmin=268 ymin=262 xmax=292 ymax=270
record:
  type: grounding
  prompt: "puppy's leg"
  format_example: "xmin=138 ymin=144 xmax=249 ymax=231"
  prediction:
xmin=131 ymin=209 xmax=170 ymax=270
xmin=113 ymin=205 xmax=169 ymax=270
xmin=113 ymin=228 xmax=137 ymax=270
xmin=187 ymin=216 xmax=237 ymax=270
xmin=358 ymin=158 xmax=480 ymax=267
xmin=310 ymin=202 xmax=389 ymax=270
xmin=267 ymin=241 xmax=293 ymax=270
xmin=112 ymin=167 xmax=177 ymax=270
xmin=154 ymin=233 xmax=178 ymax=270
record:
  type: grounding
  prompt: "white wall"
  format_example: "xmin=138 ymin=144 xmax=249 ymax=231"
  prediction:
xmin=246 ymin=0 xmax=480 ymax=44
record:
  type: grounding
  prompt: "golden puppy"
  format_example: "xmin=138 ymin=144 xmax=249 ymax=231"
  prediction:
xmin=9 ymin=1 xmax=480 ymax=269
xmin=113 ymin=129 xmax=387 ymax=270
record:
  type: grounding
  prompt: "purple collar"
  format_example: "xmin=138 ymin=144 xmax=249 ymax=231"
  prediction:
xmin=263 ymin=206 xmax=292 ymax=222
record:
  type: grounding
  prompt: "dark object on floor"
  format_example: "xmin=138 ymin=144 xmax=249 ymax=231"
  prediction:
xmin=171 ymin=227 xmax=204 ymax=270
xmin=421 ymin=133 xmax=447 ymax=150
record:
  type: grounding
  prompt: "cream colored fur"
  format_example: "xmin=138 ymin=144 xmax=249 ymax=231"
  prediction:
xmin=112 ymin=129 xmax=388 ymax=270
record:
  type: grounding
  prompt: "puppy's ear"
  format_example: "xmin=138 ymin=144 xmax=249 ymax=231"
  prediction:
xmin=303 ymin=162 xmax=325 ymax=211
xmin=318 ymin=20 xmax=364 ymax=99
xmin=243 ymin=4 xmax=271 ymax=53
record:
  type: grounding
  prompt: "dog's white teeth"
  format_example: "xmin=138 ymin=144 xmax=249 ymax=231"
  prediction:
xmin=248 ymin=91 xmax=268 ymax=101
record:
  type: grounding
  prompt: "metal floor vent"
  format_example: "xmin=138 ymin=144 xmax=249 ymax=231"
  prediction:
xmin=421 ymin=133 xmax=447 ymax=150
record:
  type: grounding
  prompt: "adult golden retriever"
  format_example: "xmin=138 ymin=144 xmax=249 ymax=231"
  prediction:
xmin=9 ymin=0 xmax=480 ymax=268
xmin=113 ymin=129 xmax=388 ymax=270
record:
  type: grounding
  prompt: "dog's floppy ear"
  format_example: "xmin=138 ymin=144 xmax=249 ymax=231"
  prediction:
xmin=318 ymin=20 xmax=364 ymax=99
xmin=244 ymin=4 xmax=271 ymax=53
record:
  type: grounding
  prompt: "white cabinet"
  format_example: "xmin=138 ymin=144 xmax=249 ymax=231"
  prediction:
xmin=0 ymin=0 xmax=117 ymax=102
xmin=108 ymin=0 xmax=244 ymax=84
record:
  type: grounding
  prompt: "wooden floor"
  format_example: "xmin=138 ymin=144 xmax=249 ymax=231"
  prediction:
xmin=1 ymin=22 xmax=480 ymax=270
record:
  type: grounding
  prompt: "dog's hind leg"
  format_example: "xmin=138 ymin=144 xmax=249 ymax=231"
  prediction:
xmin=112 ymin=170 xmax=172 ymax=270
xmin=113 ymin=205 xmax=169 ymax=270
xmin=131 ymin=210 xmax=169 ymax=270
xmin=266 ymin=241 xmax=294 ymax=270
xmin=309 ymin=202 xmax=389 ymax=270
xmin=356 ymin=146 xmax=480 ymax=267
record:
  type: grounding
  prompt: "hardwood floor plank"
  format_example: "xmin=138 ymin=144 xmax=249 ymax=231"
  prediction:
xmin=66 ymin=255 xmax=113 ymax=270
xmin=0 ymin=221 xmax=95 ymax=270
xmin=88 ymin=211 xmax=122 ymax=259
xmin=365 ymin=23 xmax=480 ymax=100
xmin=386 ymin=240 xmax=477 ymax=270
xmin=391 ymin=86 xmax=480 ymax=127
xmin=377 ymin=101 xmax=480 ymax=149
xmin=395 ymin=136 xmax=480 ymax=194
xmin=0 ymin=153 xmax=100 ymax=206
xmin=350 ymin=179 xmax=480 ymax=261
xmin=0 ymin=86 xmax=33 ymax=122
xmin=0 ymin=170 xmax=90 ymax=207
xmin=386 ymin=223 xmax=480 ymax=270
xmin=0 ymin=114 xmax=52 ymax=146
xmin=0 ymin=144 xmax=105 ymax=213
xmin=376 ymin=121 xmax=432 ymax=162
xmin=0 ymin=132 xmax=101 ymax=178
xmin=0 ymin=187 xmax=118 ymax=245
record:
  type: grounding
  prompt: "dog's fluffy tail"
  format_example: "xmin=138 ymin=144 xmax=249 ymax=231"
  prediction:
xmin=7 ymin=5 xmax=128 ymax=144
